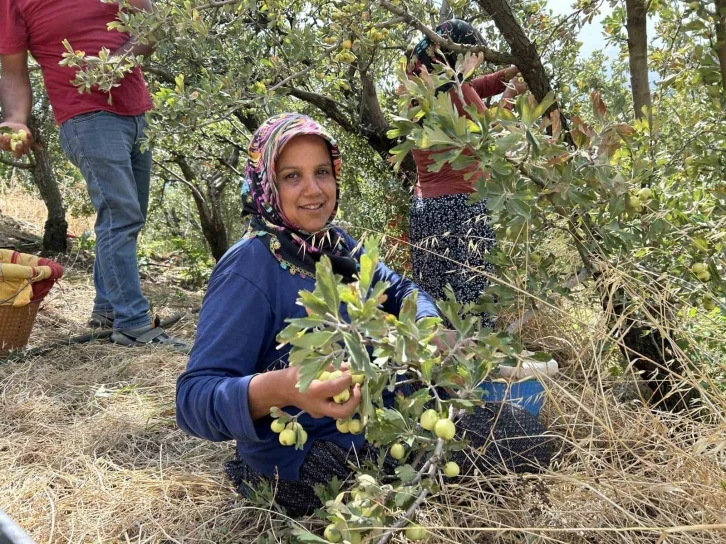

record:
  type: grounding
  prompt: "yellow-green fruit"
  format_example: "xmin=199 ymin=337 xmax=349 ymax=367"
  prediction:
xmin=351 ymin=372 xmax=365 ymax=385
xmin=691 ymin=263 xmax=707 ymax=274
xmin=9 ymin=141 xmax=18 ymax=151
xmin=279 ymin=429 xmax=296 ymax=446
xmin=318 ymin=370 xmax=332 ymax=381
xmin=434 ymin=418 xmax=456 ymax=441
xmin=329 ymin=370 xmax=343 ymax=380
xmin=443 ymin=461 xmax=460 ymax=477
xmin=405 ymin=524 xmax=427 ymax=541
xmin=419 ymin=409 xmax=440 ymax=431
xmin=270 ymin=419 xmax=286 ymax=433
xmin=17 ymin=129 xmax=27 ymax=140
xmin=336 ymin=419 xmax=350 ymax=433
xmin=324 ymin=524 xmax=342 ymax=543
xmin=348 ymin=419 xmax=362 ymax=434
xmin=315 ymin=72 xmax=325 ymax=80
xmin=298 ymin=428 xmax=308 ymax=445
xmin=333 ymin=389 xmax=350 ymax=404
xmin=637 ymin=187 xmax=653 ymax=201
xmin=697 ymin=270 xmax=711 ymax=282
xmin=341 ymin=39 xmax=352 ymax=49
xmin=390 ymin=443 xmax=405 ymax=460
xmin=703 ymin=295 xmax=716 ymax=311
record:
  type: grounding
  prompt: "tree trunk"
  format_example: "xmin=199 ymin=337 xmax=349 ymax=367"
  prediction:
xmin=716 ymin=0 xmax=726 ymax=89
xmin=439 ymin=0 xmax=452 ymax=25
xmin=28 ymin=117 xmax=68 ymax=254
xmin=474 ymin=0 xmax=573 ymax=145
xmin=174 ymin=157 xmax=229 ymax=261
xmin=625 ymin=0 xmax=652 ymax=120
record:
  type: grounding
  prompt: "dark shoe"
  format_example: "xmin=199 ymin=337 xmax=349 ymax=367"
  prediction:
xmin=88 ymin=311 xmax=115 ymax=329
xmin=110 ymin=322 xmax=192 ymax=354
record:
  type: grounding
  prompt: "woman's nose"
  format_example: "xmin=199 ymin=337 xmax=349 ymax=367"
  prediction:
xmin=301 ymin=174 xmax=324 ymax=195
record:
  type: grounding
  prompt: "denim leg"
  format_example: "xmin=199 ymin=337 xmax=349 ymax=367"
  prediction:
xmin=59 ymin=111 xmax=151 ymax=330
xmin=132 ymin=115 xmax=152 ymax=221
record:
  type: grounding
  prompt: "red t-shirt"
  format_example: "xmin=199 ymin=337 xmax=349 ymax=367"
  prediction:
xmin=412 ymin=71 xmax=508 ymax=199
xmin=0 ymin=0 xmax=153 ymax=125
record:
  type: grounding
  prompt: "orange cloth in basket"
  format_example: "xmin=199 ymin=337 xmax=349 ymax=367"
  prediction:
xmin=0 ymin=250 xmax=64 ymax=307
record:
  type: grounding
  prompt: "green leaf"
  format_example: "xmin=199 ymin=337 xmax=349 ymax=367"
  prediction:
xmin=394 ymin=464 xmax=417 ymax=483
xmin=289 ymin=528 xmax=328 ymax=543
xmin=315 ymin=256 xmax=340 ymax=315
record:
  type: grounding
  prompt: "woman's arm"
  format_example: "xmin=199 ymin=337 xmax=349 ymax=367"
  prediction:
xmin=374 ymin=260 xmax=439 ymax=320
xmin=176 ymin=269 xmax=361 ymax=444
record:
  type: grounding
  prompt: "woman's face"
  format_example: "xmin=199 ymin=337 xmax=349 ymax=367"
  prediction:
xmin=275 ymin=134 xmax=337 ymax=233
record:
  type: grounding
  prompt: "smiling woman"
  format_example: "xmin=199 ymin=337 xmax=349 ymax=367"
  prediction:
xmin=275 ymin=134 xmax=337 ymax=233
xmin=175 ymin=113 xmax=551 ymax=518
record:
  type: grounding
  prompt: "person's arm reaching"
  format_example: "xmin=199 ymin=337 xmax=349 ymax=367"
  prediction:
xmin=176 ymin=269 xmax=360 ymax=444
xmin=111 ymin=0 xmax=156 ymax=59
xmin=0 ymin=52 xmax=33 ymax=158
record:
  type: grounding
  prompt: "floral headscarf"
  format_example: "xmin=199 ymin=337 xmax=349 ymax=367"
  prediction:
xmin=406 ymin=19 xmax=485 ymax=93
xmin=241 ymin=113 xmax=358 ymax=282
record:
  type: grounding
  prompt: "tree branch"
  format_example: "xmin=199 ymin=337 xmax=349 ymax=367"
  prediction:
xmin=0 ymin=156 xmax=35 ymax=169
xmin=379 ymin=0 xmax=517 ymax=66
xmin=286 ymin=87 xmax=355 ymax=133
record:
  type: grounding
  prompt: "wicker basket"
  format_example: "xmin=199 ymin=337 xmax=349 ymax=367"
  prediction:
xmin=0 ymin=301 xmax=41 ymax=357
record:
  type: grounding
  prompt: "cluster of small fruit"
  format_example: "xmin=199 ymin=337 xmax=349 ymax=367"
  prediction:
xmin=690 ymin=262 xmax=711 ymax=283
xmin=7 ymin=129 xmax=28 ymax=152
xmin=271 ymin=369 xmax=366 ymax=446
xmin=626 ymin=187 xmax=653 ymax=213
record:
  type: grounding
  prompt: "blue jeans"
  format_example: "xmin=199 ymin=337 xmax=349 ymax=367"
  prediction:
xmin=59 ymin=111 xmax=151 ymax=331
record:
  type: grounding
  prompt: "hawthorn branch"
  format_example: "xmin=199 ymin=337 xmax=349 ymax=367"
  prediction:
xmin=378 ymin=0 xmax=517 ymax=66
xmin=0 ymin=156 xmax=35 ymax=169
xmin=286 ymin=87 xmax=355 ymax=133
xmin=375 ymin=407 xmax=454 ymax=544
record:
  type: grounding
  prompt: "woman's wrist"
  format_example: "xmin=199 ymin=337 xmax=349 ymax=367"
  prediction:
xmin=248 ymin=367 xmax=300 ymax=420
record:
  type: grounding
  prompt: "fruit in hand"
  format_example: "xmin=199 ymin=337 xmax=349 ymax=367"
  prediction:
xmin=329 ymin=370 xmax=343 ymax=380
xmin=390 ymin=443 xmax=405 ymax=460
xmin=419 ymin=409 xmax=439 ymax=431
xmin=333 ymin=388 xmax=350 ymax=404
xmin=444 ymin=461 xmax=460 ymax=477
xmin=279 ymin=429 xmax=296 ymax=446
xmin=405 ymin=524 xmax=427 ymax=541
xmin=336 ymin=419 xmax=350 ymax=433
xmin=324 ymin=524 xmax=342 ymax=543
xmin=270 ymin=419 xmax=286 ymax=433
xmin=318 ymin=370 xmax=332 ymax=381
xmin=350 ymin=372 xmax=365 ymax=385
xmin=347 ymin=419 xmax=362 ymax=434
xmin=434 ymin=418 xmax=456 ymax=441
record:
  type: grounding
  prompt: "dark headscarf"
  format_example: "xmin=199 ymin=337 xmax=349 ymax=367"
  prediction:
xmin=241 ymin=113 xmax=358 ymax=283
xmin=406 ymin=19 xmax=485 ymax=93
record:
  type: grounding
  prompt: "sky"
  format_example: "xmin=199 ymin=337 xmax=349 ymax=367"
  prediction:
xmin=546 ymin=0 xmax=618 ymax=60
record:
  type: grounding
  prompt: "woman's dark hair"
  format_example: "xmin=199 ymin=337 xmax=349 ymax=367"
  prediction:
xmin=407 ymin=19 xmax=486 ymax=82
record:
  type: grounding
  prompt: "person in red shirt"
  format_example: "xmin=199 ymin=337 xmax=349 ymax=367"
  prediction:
xmin=0 ymin=0 xmax=188 ymax=351
xmin=406 ymin=19 xmax=527 ymax=328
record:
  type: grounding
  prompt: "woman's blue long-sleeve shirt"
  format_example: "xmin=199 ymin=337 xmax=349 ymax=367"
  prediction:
xmin=175 ymin=230 xmax=439 ymax=480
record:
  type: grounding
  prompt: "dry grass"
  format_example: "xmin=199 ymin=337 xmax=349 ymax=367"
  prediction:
xmin=0 ymin=183 xmax=95 ymax=239
xmin=1 ymin=210 xmax=725 ymax=543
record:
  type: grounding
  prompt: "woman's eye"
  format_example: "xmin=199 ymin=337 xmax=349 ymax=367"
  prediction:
xmin=285 ymin=173 xmax=299 ymax=180
xmin=317 ymin=169 xmax=331 ymax=176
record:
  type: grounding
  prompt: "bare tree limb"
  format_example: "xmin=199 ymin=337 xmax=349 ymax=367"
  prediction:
xmin=379 ymin=0 xmax=517 ymax=66
xmin=0 ymin=156 xmax=35 ymax=169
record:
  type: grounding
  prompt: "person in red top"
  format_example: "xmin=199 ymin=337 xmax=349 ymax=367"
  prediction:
xmin=0 ymin=0 xmax=188 ymax=350
xmin=406 ymin=20 xmax=527 ymax=328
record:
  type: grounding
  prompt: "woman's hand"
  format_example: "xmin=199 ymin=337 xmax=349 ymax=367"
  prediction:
xmin=289 ymin=368 xmax=363 ymax=419
xmin=248 ymin=365 xmax=362 ymax=421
